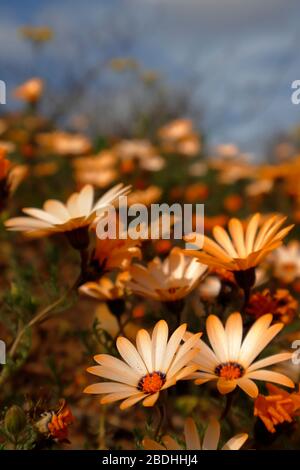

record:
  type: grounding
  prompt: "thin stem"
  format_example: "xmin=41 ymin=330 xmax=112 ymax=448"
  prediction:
xmin=220 ymin=389 xmax=237 ymax=421
xmin=154 ymin=403 xmax=166 ymax=439
xmin=242 ymin=287 xmax=251 ymax=314
xmin=0 ymin=275 xmax=81 ymax=387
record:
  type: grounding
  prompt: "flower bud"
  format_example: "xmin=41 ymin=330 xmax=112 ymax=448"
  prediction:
xmin=4 ymin=405 xmax=26 ymax=435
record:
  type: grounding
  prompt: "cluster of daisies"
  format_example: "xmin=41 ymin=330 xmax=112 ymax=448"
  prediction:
xmin=4 ymin=179 xmax=297 ymax=450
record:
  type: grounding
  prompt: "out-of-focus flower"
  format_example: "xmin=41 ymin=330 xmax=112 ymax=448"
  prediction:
xmin=245 ymin=179 xmax=273 ymax=198
xmin=159 ymin=119 xmax=195 ymax=141
xmin=185 ymin=213 xmax=293 ymax=272
xmin=36 ymin=131 xmax=91 ymax=156
xmin=188 ymin=161 xmax=207 ymax=177
xmin=84 ymin=320 xmax=200 ymax=409
xmin=193 ymin=214 xmax=228 ymax=233
xmin=198 ymin=275 xmax=222 ymax=301
xmin=154 ymin=239 xmax=172 ymax=255
xmin=35 ymin=401 xmax=74 ymax=442
xmin=0 ymin=150 xmax=28 ymax=210
xmin=246 ymin=289 xmax=298 ymax=325
xmin=32 ymin=162 xmax=59 ymax=177
xmin=254 ymin=383 xmax=300 ymax=433
xmin=93 ymin=217 xmax=141 ymax=272
xmin=79 ymin=272 xmax=129 ymax=301
xmin=158 ymin=119 xmax=201 ymax=157
xmin=214 ymin=144 xmax=240 ymax=160
xmin=191 ymin=312 xmax=293 ymax=397
xmin=73 ymin=151 xmax=118 ymax=188
xmin=127 ymin=186 xmax=162 ymax=206
xmin=109 ymin=57 xmax=138 ymax=72
xmin=5 ymin=184 xmax=130 ymax=244
xmin=113 ymin=139 xmax=157 ymax=161
xmin=0 ymin=140 xmax=16 ymax=154
xmin=184 ymin=183 xmax=208 ymax=203
xmin=139 ymin=155 xmax=165 ymax=172
xmin=128 ymin=248 xmax=207 ymax=302
xmin=143 ymin=417 xmax=248 ymax=450
xmin=223 ymin=194 xmax=243 ymax=213
xmin=269 ymin=241 xmax=300 ymax=284
xmin=19 ymin=26 xmax=53 ymax=44
xmin=14 ymin=78 xmax=44 ymax=103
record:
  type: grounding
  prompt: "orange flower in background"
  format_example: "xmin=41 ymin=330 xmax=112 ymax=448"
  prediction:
xmin=73 ymin=151 xmax=117 ymax=188
xmin=246 ymin=289 xmax=298 ymax=325
xmin=154 ymin=239 xmax=172 ymax=255
xmin=0 ymin=149 xmax=11 ymax=180
xmin=79 ymin=272 xmax=130 ymax=301
xmin=120 ymin=158 xmax=136 ymax=174
xmin=190 ymin=312 xmax=294 ymax=397
xmin=158 ymin=119 xmax=201 ymax=157
xmin=48 ymin=403 xmax=74 ymax=441
xmin=223 ymin=194 xmax=243 ymax=213
xmin=254 ymin=383 xmax=300 ymax=433
xmin=35 ymin=401 xmax=74 ymax=442
xmin=185 ymin=213 xmax=294 ymax=272
xmin=0 ymin=150 xmax=28 ymax=210
xmin=184 ymin=183 xmax=209 ymax=203
xmin=93 ymin=217 xmax=141 ymax=273
xmin=14 ymin=78 xmax=44 ymax=103
xmin=36 ymin=131 xmax=91 ymax=156
xmin=127 ymin=186 xmax=162 ymax=206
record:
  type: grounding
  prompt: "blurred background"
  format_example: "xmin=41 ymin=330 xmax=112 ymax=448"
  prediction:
xmin=1 ymin=0 xmax=300 ymax=160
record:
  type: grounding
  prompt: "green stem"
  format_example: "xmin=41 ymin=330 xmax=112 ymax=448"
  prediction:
xmin=0 ymin=276 xmax=80 ymax=387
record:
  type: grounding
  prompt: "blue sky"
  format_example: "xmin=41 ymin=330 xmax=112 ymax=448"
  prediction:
xmin=1 ymin=0 xmax=300 ymax=158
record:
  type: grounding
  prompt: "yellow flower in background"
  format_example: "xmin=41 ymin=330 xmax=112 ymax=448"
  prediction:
xmin=0 ymin=150 xmax=28 ymax=211
xmin=128 ymin=247 xmax=208 ymax=302
xmin=13 ymin=78 xmax=44 ymax=103
xmin=5 ymin=183 xmax=130 ymax=243
xmin=93 ymin=217 xmax=141 ymax=272
xmin=19 ymin=26 xmax=53 ymax=44
xmin=79 ymin=271 xmax=130 ymax=301
xmin=36 ymin=131 xmax=91 ymax=156
xmin=143 ymin=417 xmax=248 ymax=450
xmin=84 ymin=320 xmax=200 ymax=409
xmin=190 ymin=312 xmax=294 ymax=398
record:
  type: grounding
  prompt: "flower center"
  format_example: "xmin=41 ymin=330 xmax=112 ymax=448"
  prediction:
xmin=168 ymin=286 xmax=180 ymax=295
xmin=138 ymin=372 xmax=166 ymax=393
xmin=215 ymin=362 xmax=244 ymax=380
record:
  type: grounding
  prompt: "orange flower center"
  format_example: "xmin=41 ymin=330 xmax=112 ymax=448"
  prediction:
xmin=215 ymin=362 xmax=244 ymax=380
xmin=138 ymin=372 xmax=166 ymax=393
xmin=168 ymin=287 xmax=180 ymax=295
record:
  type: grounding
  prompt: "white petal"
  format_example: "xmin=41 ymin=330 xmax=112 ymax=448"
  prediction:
xmin=136 ymin=329 xmax=153 ymax=372
xmin=202 ymin=419 xmax=220 ymax=450
xmin=225 ymin=312 xmax=243 ymax=361
xmin=151 ymin=320 xmax=169 ymax=371
xmin=184 ymin=418 xmax=201 ymax=450
xmin=206 ymin=315 xmax=229 ymax=362
xmin=161 ymin=323 xmax=187 ymax=373
xmin=116 ymin=337 xmax=147 ymax=375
